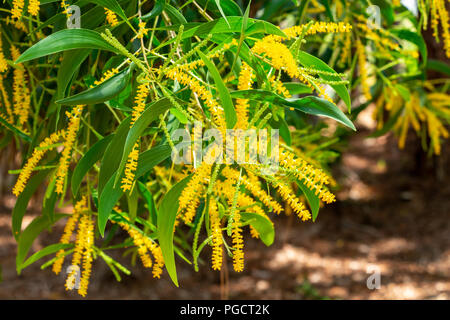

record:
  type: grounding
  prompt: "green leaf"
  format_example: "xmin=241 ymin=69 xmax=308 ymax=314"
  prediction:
xmin=215 ymin=0 xmax=230 ymax=27
xmin=296 ymin=180 xmax=320 ymax=221
xmin=426 ymin=59 xmax=450 ymax=77
xmin=142 ymin=0 xmax=165 ymax=20
xmin=57 ymin=49 xmax=91 ymax=99
xmin=283 ymin=82 xmax=313 ymax=95
xmin=158 ymin=176 xmax=191 ymax=287
xmin=318 ymin=0 xmax=334 ymax=21
xmin=391 ymin=29 xmax=427 ymax=67
xmin=0 ymin=116 xmax=32 ymax=142
xmin=371 ymin=0 xmax=395 ymax=26
xmin=99 ymin=117 xmax=131 ymax=195
xmin=198 ymin=51 xmax=237 ymax=129
xmin=15 ymin=29 xmax=119 ymax=64
xmin=98 ymin=144 xmax=172 ymax=236
xmin=16 ymin=214 xmax=67 ymax=274
xmin=19 ymin=243 xmax=73 ymax=273
xmin=72 ymin=134 xmax=114 ymax=196
xmin=241 ymin=212 xmax=274 ymax=246
xmin=176 ymin=17 xmax=286 ymax=40
xmin=12 ymin=169 xmax=52 ymax=240
xmin=56 ymin=67 xmax=132 ymax=105
xmin=114 ymin=98 xmax=173 ymax=186
xmin=297 ymin=51 xmax=351 ymax=111
xmin=230 ymin=90 xmax=356 ymax=130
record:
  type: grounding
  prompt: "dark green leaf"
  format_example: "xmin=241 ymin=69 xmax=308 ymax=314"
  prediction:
xmin=241 ymin=212 xmax=274 ymax=246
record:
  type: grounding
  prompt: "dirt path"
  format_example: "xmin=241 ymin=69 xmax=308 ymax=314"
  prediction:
xmin=0 ymin=126 xmax=449 ymax=299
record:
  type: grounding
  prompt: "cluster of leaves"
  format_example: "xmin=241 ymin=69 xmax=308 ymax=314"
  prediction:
xmin=0 ymin=0 xmax=448 ymax=297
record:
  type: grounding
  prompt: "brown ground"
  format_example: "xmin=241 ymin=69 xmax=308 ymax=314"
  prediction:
xmin=0 ymin=113 xmax=449 ymax=300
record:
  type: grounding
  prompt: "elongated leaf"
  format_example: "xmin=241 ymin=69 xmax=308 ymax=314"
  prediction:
xmin=99 ymin=117 xmax=131 ymax=194
xmin=297 ymin=51 xmax=351 ymax=111
xmin=198 ymin=51 xmax=237 ymax=128
xmin=19 ymin=243 xmax=73 ymax=273
xmin=16 ymin=214 xmax=67 ymax=273
xmin=0 ymin=116 xmax=32 ymax=142
xmin=142 ymin=0 xmax=165 ymax=20
xmin=57 ymin=49 xmax=91 ymax=99
xmin=176 ymin=17 xmax=286 ymax=40
xmin=391 ymin=29 xmax=427 ymax=67
xmin=56 ymin=67 xmax=132 ymax=105
xmin=296 ymin=180 xmax=320 ymax=221
xmin=158 ymin=176 xmax=191 ymax=287
xmin=72 ymin=134 xmax=114 ymax=196
xmin=114 ymin=98 xmax=173 ymax=186
xmin=12 ymin=169 xmax=52 ymax=240
xmin=426 ymin=59 xmax=450 ymax=77
xmin=16 ymin=29 xmax=119 ymax=63
xmin=283 ymin=82 xmax=313 ymax=95
xmin=230 ymin=90 xmax=356 ymax=130
xmin=98 ymin=144 xmax=172 ymax=236
xmin=241 ymin=212 xmax=274 ymax=246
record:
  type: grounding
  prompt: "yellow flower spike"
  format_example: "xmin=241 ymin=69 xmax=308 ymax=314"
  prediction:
xmin=55 ymin=106 xmax=83 ymax=194
xmin=28 ymin=0 xmax=40 ymax=16
xmin=144 ymin=239 xmax=165 ymax=278
xmin=13 ymin=130 xmax=64 ymax=196
xmin=231 ymin=209 xmax=244 ymax=272
xmin=235 ymin=62 xmax=255 ymax=129
xmin=11 ymin=0 xmax=24 ymax=19
xmin=356 ymin=39 xmax=372 ymax=101
xmin=93 ymin=68 xmax=119 ymax=86
xmin=121 ymin=142 xmax=140 ymax=192
xmin=0 ymin=77 xmax=13 ymax=123
xmin=269 ymin=76 xmax=291 ymax=98
xmin=165 ymin=69 xmax=227 ymax=135
xmin=209 ymin=198 xmax=223 ymax=270
xmin=0 ymin=36 xmax=8 ymax=73
xmin=222 ymin=167 xmax=283 ymax=214
xmin=11 ymin=45 xmax=31 ymax=128
xmin=279 ymin=148 xmax=335 ymax=204
xmin=118 ymin=222 xmax=153 ymax=268
xmin=436 ymin=0 xmax=450 ymax=57
xmin=131 ymin=82 xmax=149 ymax=125
xmin=274 ymin=182 xmax=311 ymax=221
xmin=105 ymin=8 xmax=119 ymax=26
xmin=52 ymin=197 xmax=86 ymax=275
xmin=78 ymin=215 xmax=94 ymax=297
xmin=136 ymin=21 xmax=149 ymax=39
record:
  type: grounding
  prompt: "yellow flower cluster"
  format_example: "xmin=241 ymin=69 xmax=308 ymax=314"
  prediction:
xmin=55 ymin=106 xmax=83 ymax=194
xmin=52 ymin=197 xmax=84 ymax=275
xmin=11 ymin=46 xmax=30 ymax=129
xmin=235 ymin=62 xmax=255 ymax=129
xmin=0 ymin=76 xmax=13 ymax=123
xmin=279 ymin=148 xmax=335 ymax=204
xmin=105 ymin=8 xmax=119 ymax=26
xmin=28 ymin=0 xmax=40 ymax=16
xmin=12 ymin=130 xmax=64 ymax=196
xmin=178 ymin=162 xmax=211 ymax=224
xmin=121 ymin=83 xmax=149 ymax=192
xmin=424 ymin=108 xmax=449 ymax=155
xmin=136 ymin=21 xmax=149 ymax=39
xmin=0 ymin=35 xmax=8 ymax=73
xmin=93 ymin=68 xmax=119 ymax=86
xmin=121 ymin=142 xmax=140 ymax=192
xmin=433 ymin=0 xmax=450 ymax=57
xmin=252 ymin=34 xmax=333 ymax=102
xmin=4 ymin=16 xmax=27 ymax=32
xmin=11 ymin=0 xmax=24 ymax=19
xmin=165 ymin=69 xmax=227 ymax=134
xmin=269 ymin=75 xmax=291 ymax=98
xmin=222 ymin=166 xmax=283 ymax=214
xmin=231 ymin=210 xmax=244 ymax=272
xmin=356 ymin=39 xmax=372 ymax=101
xmin=275 ymin=182 xmax=311 ymax=221
xmin=117 ymin=221 xmax=164 ymax=277
xmin=65 ymin=198 xmax=94 ymax=296
xmin=209 ymin=198 xmax=223 ymax=270
xmin=131 ymin=83 xmax=149 ymax=125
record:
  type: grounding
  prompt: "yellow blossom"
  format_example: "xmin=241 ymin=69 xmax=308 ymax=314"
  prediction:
xmin=28 ymin=0 xmax=40 ymax=16
xmin=105 ymin=8 xmax=119 ymax=26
